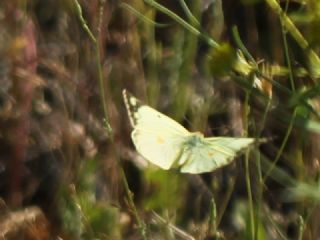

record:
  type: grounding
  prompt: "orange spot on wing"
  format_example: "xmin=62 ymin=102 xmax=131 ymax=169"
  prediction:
xmin=208 ymin=151 xmax=214 ymax=157
xmin=156 ymin=136 xmax=165 ymax=144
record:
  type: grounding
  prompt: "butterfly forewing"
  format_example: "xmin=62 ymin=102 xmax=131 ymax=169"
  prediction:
xmin=122 ymin=89 xmax=143 ymax=127
xmin=131 ymin=128 xmax=186 ymax=169
xmin=123 ymin=90 xmax=189 ymax=134
xmin=123 ymin=89 xmax=190 ymax=169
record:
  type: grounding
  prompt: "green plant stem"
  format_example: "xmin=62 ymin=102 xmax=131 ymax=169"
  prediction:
xmin=281 ymin=0 xmax=295 ymax=91
xmin=265 ymin=0 xmax=309 ymax=50
xmin=96 ymin=0 xmax=112 ymax=136
xmin=74 ymin=1 xmax=148 ymax=239
xmin=298 ymin=216 xmax=304 ymax=240
xmin=243 ymin=76 xmax=255 ymax=240
xmin=152 ymin=212 xmax=195 ymax=240
xmin=144 ymin=0 xmax=219 ymax=48
xmin=245 ymin=151 xmax=255 ymax=239
xmin=265 ymin=0 xmax=320 ymax=79
xmin=71 ymin=188 xmax=96 ymax=238
xmin=178 ymin=0 xmax=200 ymax=26
xmin=263 ymin=107 xmax=298 ymax=182
xmin=74 ymin=0 xmax=112 ymax=135
xmin=254 ymin=98 xmax=271 ymax=240
xmin=208 ymin=198 xmax=217 ymax=236
xmin=264 ymin=206 xmax=289 ymax=240
xmin=217 ymin=175 xmax=236 ymax=227
xmin=232 ymin=26 xmax=256 ymax=65
xmin=121 ymin=168 xmax=148 ymax=239
xmin=120 ymin=3 xmax=169 ymax=27
xmin=74 ymin=0 xmax=97 ymax=43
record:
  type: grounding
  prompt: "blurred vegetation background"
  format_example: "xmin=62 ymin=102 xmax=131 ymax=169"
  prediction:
xmin=1 ymin=0 xmax=320 ymax=239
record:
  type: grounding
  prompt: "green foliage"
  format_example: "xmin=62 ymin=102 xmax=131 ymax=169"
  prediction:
xmin=60 ymin=189 xmax=84 ymax=239
xmin=231 ymin=200 xmax=267 ymax=240
xmin=59 ymin=159 xmax=120 ymax=239
xmin=143 ymin=169 xmax=186 ymax=213
xmin=207 ymin=43 xmax=237 ymax=77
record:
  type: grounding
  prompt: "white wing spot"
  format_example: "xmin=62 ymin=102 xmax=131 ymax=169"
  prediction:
xmin=129 ymin=97 xmax=137 ymax=106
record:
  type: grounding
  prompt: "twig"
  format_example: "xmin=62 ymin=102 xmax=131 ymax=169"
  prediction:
xmin=152 ymin=211 xmax=195 ymax=240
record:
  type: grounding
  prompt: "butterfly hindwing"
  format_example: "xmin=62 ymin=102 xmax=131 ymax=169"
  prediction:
xmin=179 ymin=145 xmax=220 ymax=174
xmin=180 ymin=137 xmax=254 ymax=173
xmin=206 ymin=137 xmax=255 ymax=150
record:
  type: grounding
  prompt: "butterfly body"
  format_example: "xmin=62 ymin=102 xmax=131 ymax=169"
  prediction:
xmin=185 ymin=132 xmax=205 ymax=147
xmin=123 ymin=89 xmax=255 ymax=174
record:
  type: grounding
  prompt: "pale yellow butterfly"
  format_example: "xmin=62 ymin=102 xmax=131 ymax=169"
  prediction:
xmin=123 ymin=89 xmax=255 ymax=174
